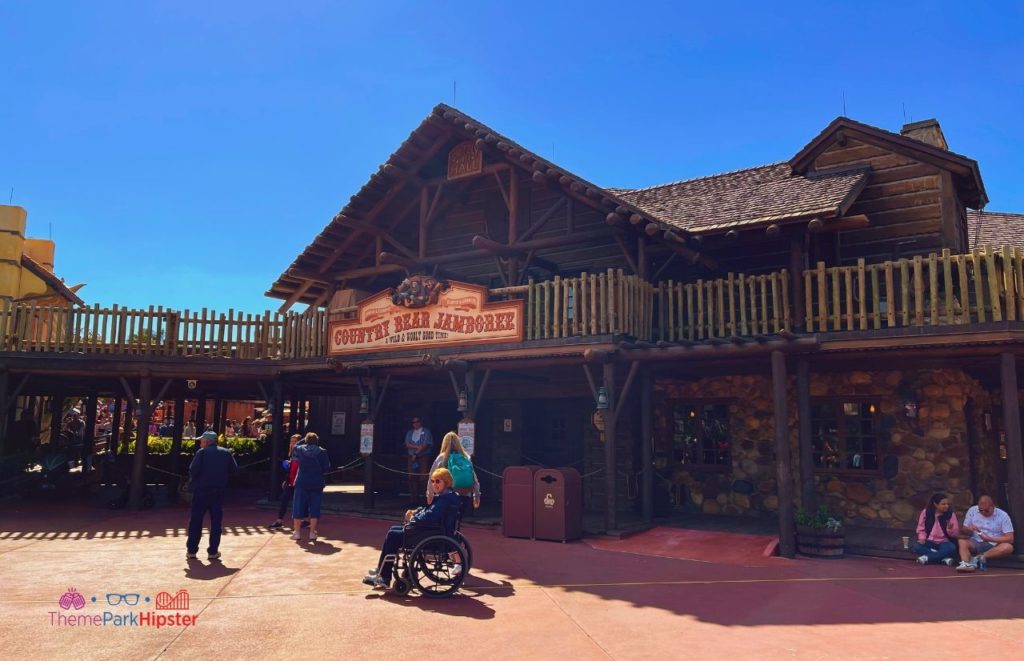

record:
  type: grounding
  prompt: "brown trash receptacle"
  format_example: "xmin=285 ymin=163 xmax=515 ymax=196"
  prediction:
xmin=533 ymin=468 xmax=582 ymax=542
xmin=502 ymin=465 xmax=541 ymax=538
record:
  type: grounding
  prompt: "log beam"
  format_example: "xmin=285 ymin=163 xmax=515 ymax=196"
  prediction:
xmin=771 ymin=351 xmax=796 ymax=558
xmin=807 ymin=214 xmax=871 ymax=233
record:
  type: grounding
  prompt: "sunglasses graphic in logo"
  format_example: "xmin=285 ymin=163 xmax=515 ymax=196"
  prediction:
xmin=105 ymin=593 xmax=142 ymax=606
xmin=156 ymin=589 xmax=190 ymax=610
xmin=58 ymin=588 xmax=86 ymax=610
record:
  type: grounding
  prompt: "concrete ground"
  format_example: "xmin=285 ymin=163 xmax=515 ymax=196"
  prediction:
xmin=2 ymin=496 xmax=1024 ymax=660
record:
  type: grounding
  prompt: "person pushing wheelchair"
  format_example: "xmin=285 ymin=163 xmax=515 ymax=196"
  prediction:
xmin=363 ymin=467 xmax=462 ymax=590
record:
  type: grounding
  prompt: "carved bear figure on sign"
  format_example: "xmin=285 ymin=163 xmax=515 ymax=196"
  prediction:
xmin=391 ymin=275 xmax=447 ymax=308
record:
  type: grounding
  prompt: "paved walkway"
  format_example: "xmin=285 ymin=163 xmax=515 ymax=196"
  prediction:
xmin=2 ymin=498 xmax=1024 ymax=660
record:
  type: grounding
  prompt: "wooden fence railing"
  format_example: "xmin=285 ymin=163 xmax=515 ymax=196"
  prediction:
xmin=655 ymin=270 xmax=791 ymax=341
xmin=803 ymin=246 xmax=1024 ymax=332
xmin=0 ymin=302 xmax=327 ymax=359
xmin=519 ymin=270 xmax=655 ymax=341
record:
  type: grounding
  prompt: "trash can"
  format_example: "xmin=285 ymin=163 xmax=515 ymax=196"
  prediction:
xmin=502 ymin=465 xmax=541 ymax=538
xmin=533 ymin=468 xmax=582 ymax=542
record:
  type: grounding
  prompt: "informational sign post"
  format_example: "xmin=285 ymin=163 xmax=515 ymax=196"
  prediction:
xmin=458 ymin=420 xmax=475 ymax=457
xmin=360 ymin=422 xmax=374 ymax=455
xmin=331 ymin=412 xmax=347 ymax=436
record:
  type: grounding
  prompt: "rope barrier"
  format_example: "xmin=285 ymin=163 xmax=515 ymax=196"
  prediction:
xmin=323 ymin=455 xmax=365 ymax=476
xmin=371 ymin=460 xmax=431 ymax=477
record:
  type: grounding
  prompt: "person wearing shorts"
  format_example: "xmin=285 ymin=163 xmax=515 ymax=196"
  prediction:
xmin=291 ymin=432 xmax=330 ymax=542
xmin=956 ymin=494 xmax=1014 ymax=572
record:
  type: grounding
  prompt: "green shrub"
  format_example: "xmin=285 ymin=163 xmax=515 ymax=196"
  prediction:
xmin=796 ymin=505 xmax=843 ymax=532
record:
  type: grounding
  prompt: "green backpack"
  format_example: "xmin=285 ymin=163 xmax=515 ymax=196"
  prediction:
xmin=447 ymin=453 xmax=474 ymax=489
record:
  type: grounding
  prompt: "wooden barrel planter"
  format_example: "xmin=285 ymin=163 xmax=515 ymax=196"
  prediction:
xmin=796 ymin=526 xmax=845 ymax=558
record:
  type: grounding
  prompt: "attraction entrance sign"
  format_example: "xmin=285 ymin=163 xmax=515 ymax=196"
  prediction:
xmin=328 ymin=276 xmax=523 ymax=356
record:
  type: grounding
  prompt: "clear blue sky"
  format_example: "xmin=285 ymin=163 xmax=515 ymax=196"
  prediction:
xmin=2 ymin=1 xmax=1021 ymax=313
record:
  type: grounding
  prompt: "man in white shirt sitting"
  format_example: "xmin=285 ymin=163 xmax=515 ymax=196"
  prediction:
xmin=955 ymin=495 xmax=1015 ymax=572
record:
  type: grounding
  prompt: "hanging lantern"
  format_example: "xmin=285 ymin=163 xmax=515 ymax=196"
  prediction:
xmin=596 ymin=386 xmax=609 ymax=411
xmin=359 ymin=394 xmax=370 ymax=416
xmin=457 ymin=389 xmax=469 ymax=413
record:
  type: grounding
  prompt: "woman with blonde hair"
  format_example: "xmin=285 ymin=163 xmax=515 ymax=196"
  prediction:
xmin=426 ymin=431 xmax=480 ymax=512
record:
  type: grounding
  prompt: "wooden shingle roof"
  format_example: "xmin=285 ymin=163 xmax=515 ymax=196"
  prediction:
xmin=615 ymin=163 xmax=869 ymax=234
xmin=967 ymin=210 xmax=1024 ymax=250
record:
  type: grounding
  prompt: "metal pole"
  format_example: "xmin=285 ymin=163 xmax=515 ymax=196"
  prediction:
xmin=130 ymin=377 xmax=151 ymax=510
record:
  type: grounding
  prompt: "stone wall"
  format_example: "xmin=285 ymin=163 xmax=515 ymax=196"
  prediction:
xmin=655 ymin=368 xmax=996 ymax=528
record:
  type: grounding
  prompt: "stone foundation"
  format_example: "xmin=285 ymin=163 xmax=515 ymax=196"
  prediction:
xmin=655 ymin=368 xmax=997 ymax=528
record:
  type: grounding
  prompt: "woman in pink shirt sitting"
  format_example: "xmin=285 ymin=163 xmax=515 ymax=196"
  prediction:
xmin=913 ymin=492 xmax=960 ymax=566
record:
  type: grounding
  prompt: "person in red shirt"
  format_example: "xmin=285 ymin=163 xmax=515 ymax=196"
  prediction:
xmin=269 ymin=435 xmax=309 ymax=529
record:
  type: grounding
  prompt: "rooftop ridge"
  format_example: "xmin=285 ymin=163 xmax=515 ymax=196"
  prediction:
xmin=616 ymin=161 xmax=790 ymax=195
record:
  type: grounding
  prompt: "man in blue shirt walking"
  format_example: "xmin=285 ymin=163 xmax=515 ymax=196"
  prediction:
xmin=291 ymin=432 xmax=330 ymax=542
xmin=186 ymin=431 xmax=238 ymax=560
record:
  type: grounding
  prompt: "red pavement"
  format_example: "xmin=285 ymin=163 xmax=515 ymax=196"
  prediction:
xmin=2 ymin=498 xmax=1024 ymax=660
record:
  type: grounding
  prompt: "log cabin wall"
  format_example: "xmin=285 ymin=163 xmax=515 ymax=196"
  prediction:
xmin=812 ymin=138 xmax=965 ymax=264
xmin=421 ymin=172 xmax=633 ymax=285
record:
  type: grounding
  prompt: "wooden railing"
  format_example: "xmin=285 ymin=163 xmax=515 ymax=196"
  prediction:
xmin=0 ymin=302 xmax=327 ymax=359
xmin=655 ymin=271 xmax=791 ymax=341
xmin=518 ymin=270 xmax=655 ymax=341
xmin=803 ymin=246 xmax=1024 ymax=332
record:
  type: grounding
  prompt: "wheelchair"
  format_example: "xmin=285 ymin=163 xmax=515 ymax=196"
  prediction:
xmin=382 ymin=503 xmax=473 ymax=598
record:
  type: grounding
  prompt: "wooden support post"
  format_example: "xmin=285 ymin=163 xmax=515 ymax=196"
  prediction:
xmin=603 ymin=361 xmax=617 ymax=532
xmin=212 ymin=397 xmax=223 ymax=436
xmin=1000 ymin=352 xmax=1024 ymax=550
xmin=289 ymin=398 xmax=299 ymax=434
xmin=49 ymin=392 xmax=64 ymax=447
xmin=169 ymin=395 xmax=185 ymax=502
xmin=196 ymin=394 xmax=207 ymax=433
xmin=771 ymin=351 xmax=796 ymax=558
xmin=110 ymin=397 xmax=122 ymax=455
xmin=129 ymin=377 xmax=151 ymax=510
xmin=790 ymin=232 xmax=806 ymax=331
xmin=365 ymin=377 xmax=379 ymax=509
xmin=83 ymin=392 xmax=97 ymax=473
xmin=638 ymin=236 xmax=649 ymax=281
xmin=0 ymin=369 xmax=8 ymax=456
xmin=508 ymin=169 xmax=519 ymax=285
xmin=270 ymin=379 xmax=285 ymax=500
xmin=640 ymin=368 xmax=653 ymax=523
xmin=797 ymin=360 xmax=815 ymax=512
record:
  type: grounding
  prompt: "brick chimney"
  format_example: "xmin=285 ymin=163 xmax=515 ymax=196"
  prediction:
xmin=900 ymin=119 xmax=948 ymax=150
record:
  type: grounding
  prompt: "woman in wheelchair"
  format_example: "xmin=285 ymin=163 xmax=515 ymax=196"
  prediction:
xmin=363 ymin=467 xmax=467 ymax=595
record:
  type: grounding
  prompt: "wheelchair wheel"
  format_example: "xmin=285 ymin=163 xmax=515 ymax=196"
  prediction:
xmin=409 ymin=535 xmax=466 ymax=598
xmin=454 ymin=531 xmax=473 ymax=574
xmin=393 ymin=577 xmax=412 ymax=597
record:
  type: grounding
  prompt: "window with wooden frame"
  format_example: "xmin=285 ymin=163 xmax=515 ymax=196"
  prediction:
xmin=811 ymin=400 xmax=881 ymax=472
xmin=669 ymin=401 xmax=731 ymax=469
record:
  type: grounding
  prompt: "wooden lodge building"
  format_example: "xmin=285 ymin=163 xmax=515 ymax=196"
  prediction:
xmin=3 ymin=105 xmax=1024 ymax=556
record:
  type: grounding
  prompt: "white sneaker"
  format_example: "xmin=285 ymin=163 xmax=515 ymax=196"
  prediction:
xmin=309 ymin=531 xmax=318 ymax=542
xmin=451 ymin=563 xmax=462 ymax=576
xmin=290 ymin=531 xmax=301 ymax=541
xmin=956 ymin=561 xmax=976 ymax=573
xmin=916 ymin=554 xmax=929 ymax=565
xmin=942 ymin=557 xmax=955 ymax=567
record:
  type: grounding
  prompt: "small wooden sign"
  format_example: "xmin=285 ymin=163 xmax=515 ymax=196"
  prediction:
xmin=447 ymin=140 xmax=482 ymax=180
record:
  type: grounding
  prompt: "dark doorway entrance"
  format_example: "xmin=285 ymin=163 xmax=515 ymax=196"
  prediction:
xmin=431 ymin=400 xmax=462 ymax=444
xmin=522 ymin=397 xmax=587 ymax=469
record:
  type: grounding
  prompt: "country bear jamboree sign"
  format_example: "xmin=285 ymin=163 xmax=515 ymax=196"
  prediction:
xmin=328 ymin=281 xmax=523 ymax=356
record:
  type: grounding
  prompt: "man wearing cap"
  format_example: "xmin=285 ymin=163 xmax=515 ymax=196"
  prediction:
xmin=186 ymin=430 xmax=238 ymax=560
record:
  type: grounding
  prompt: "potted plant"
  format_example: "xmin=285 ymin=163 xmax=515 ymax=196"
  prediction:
xmin=795 ymin=505 xmax=845 ymax=558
